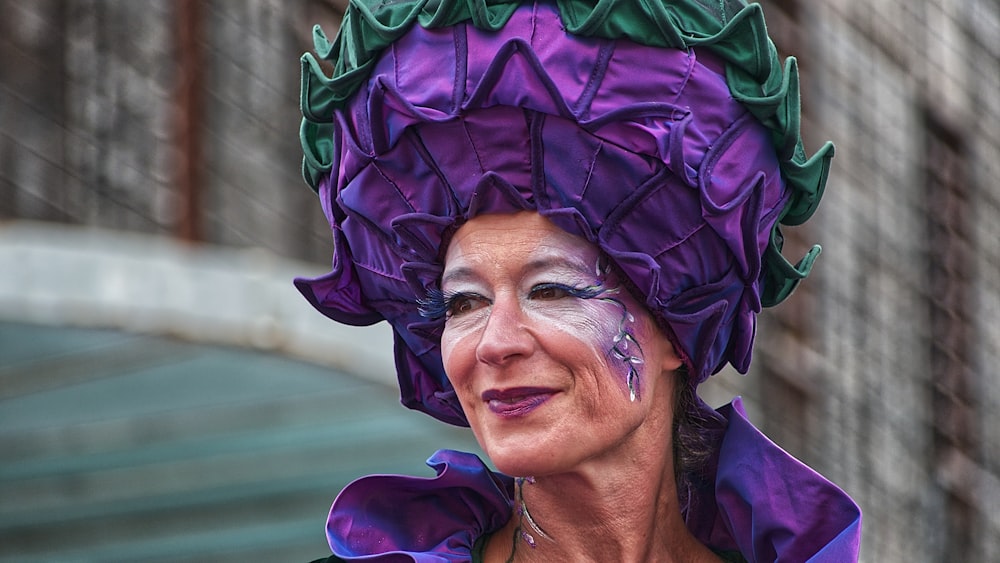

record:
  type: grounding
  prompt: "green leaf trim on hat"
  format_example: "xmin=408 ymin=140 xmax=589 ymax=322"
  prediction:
xmin=299 ymin=0 xmax=833 ymax=308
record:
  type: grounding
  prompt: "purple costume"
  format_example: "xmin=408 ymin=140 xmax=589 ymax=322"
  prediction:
xmin=297 ymin=1 xmax=861 ymax=561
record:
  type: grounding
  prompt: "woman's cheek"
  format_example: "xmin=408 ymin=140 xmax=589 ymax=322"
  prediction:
xmin=528 ymin=299 xmax=617 ymax=348
xmin=440 ymin=321 xmax=480 ymax=384
xmin=528 ymin=297 xmax=645 ymax=398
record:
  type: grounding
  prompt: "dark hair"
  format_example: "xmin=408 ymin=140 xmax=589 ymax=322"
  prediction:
xmin=672 ymin=365 xmax=726 ymax=514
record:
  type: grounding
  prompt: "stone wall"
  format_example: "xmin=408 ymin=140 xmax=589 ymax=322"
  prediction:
xmin=0 ymin=0 xmax=339 ymax=263
xmin=709 ymin=0 xmax=1000 ymax=560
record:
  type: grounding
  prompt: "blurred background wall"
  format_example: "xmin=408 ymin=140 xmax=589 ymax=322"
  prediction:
xmin=1 ymin=0 xmax=998 ymax=561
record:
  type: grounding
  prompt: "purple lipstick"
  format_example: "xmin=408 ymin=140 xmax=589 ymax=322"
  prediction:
xmin=482 ymin=387 xmax=556 ymax=418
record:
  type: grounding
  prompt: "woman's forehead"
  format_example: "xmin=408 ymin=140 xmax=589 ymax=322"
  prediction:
xmin=442 ymin=212 xmax=599 ymax=276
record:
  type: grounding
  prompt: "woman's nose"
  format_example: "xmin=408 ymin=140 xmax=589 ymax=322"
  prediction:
xmin=475 ymin=296 xmax=534 ymax=365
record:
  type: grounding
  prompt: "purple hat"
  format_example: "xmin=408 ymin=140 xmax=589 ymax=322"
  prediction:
xmin=297 ymin=1 xmax=833 ymax=426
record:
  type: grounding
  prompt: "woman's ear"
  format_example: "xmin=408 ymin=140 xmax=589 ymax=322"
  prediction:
xmin=662 ymin=347 xmax=684 ymax=373
xmin=654 ymin=328 xmax=685 ymax=374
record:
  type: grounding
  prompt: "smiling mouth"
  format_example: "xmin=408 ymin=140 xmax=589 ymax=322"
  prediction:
xmin=481 ymin=387 xmax=556 ymax=418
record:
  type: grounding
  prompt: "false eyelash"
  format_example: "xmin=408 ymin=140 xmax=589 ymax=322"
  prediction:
xmin=417 ymin=287 xmax=451 ymax=320
xmin=418 ymin=288 xmax=490 ymax=319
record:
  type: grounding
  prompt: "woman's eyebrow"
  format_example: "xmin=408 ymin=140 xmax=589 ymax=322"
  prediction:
xmin=523 ymin=256 xmax=592 ymax=277
xmin=440 ymin=266 xmax=478 ymax=289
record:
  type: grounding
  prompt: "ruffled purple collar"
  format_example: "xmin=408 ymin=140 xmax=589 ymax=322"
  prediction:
xmin=326 ymin=450 xmax=513 ymax=561
xmin=325 ymin=398 xmax=860 ymax=562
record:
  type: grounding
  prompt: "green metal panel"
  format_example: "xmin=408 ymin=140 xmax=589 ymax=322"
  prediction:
xmin=0 ymin=322 xmax=484 ymax=561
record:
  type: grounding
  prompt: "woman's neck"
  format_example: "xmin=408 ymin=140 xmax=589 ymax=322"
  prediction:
xmin=483 ymin=451 xmax=719 ymax=563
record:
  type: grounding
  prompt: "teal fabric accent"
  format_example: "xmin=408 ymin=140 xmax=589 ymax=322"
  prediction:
xmin=299 ymin=0 xmax=833 ymax=308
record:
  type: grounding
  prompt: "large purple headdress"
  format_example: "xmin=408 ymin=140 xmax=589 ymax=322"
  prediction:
xmin=297 ymin=0 xmax=833 ymax=426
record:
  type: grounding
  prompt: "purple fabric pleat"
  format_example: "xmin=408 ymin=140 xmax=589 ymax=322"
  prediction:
xmin=324 ymin=399 xmax=860 ymax=562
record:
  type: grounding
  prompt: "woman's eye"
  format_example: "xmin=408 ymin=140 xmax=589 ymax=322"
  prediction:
xmin=447 ymin=294 xmax=488 ymax=317
xmin=530 ymin=284 xmax=571 ymax=301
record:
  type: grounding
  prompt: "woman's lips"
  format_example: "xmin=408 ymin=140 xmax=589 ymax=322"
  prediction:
xmin=481 ymin=387 xmax=556 ymax=418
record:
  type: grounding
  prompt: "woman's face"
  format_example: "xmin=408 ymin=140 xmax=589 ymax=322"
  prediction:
xmin=438 ymin=212 xmax=683 ymax=477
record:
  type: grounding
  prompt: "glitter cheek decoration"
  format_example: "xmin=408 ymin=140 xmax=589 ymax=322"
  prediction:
xmin=607 ymin=300 xmax=644 ymax=401
xmin=567 ymin=261 xmax=646 ymax=402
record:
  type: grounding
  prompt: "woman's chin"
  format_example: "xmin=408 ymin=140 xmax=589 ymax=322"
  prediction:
xmin=484 ymin=443 xmax=566 ymax=477
xmin=491 ymin=458 xmax=549 ymax=478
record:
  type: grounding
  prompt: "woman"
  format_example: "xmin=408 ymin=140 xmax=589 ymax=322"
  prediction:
xmin=298 ymin=1 xmax=861 ymax=561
